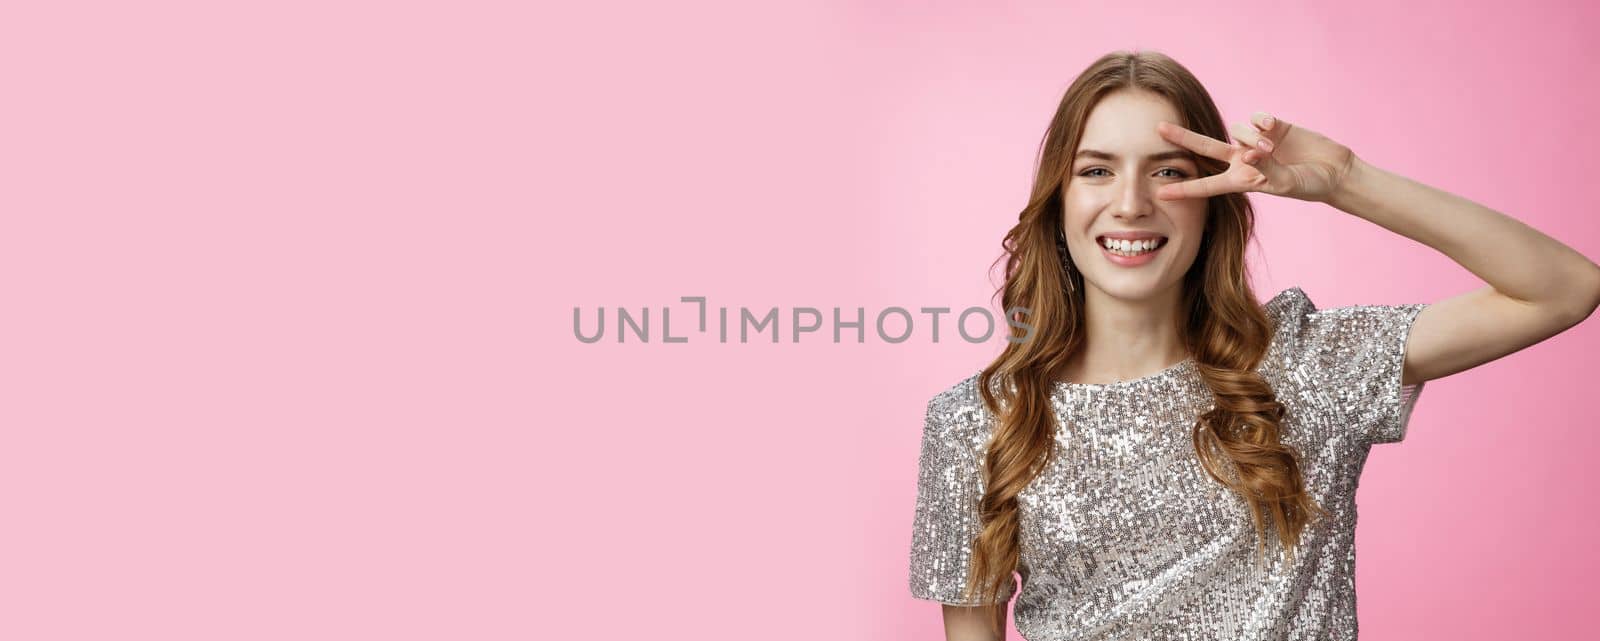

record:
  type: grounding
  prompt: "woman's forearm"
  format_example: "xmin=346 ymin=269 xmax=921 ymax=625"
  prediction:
xmin=1326 ymin=155 xmax=1600 ymax=318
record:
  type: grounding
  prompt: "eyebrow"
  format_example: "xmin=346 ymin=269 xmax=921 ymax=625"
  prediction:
xmin=1073 ymin=149 xmax=1195 ymax=163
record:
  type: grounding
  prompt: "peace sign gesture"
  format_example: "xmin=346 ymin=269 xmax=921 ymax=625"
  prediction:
xmin=1154 ymin=113 xmax=1357 ymax=203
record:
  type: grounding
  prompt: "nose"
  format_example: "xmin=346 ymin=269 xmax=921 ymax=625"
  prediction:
xmin=1112 ymin=174 xmax=1154 ymax=220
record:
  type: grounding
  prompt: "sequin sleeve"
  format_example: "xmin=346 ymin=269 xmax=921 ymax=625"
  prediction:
xmin=1271 ymin=287 xmax=1429 ymax=446
xmin=907 ymin=378 xmax=1016 ymax=605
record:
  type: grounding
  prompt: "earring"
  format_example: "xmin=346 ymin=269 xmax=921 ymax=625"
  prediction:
xmin=1056 ymin=232 xmax=1076 ymax=294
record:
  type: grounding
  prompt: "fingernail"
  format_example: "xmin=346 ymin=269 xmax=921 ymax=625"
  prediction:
xmin=1258 ymin=138 xmax=1274 ymax=152
xmin=1263 ymin=115 xmax=1275 ymax=128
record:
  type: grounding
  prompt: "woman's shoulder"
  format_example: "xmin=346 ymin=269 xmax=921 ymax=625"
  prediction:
xmin=1254 ymin=285 xmax=1431 ymax=446
xmin=924 ymin=370 xmax=1001 ymax=442
xmin=1259 ymin=284 xmax=1428 ymax=360
xmin=1262 ymin=285 xmax=1314 ymax=326
xmin=1261 ymin=285 xmax=1312 ymax=351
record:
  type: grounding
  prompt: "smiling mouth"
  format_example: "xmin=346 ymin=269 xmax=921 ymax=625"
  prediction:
xmin=1096 ymin=235 xmax=1168 ymax=257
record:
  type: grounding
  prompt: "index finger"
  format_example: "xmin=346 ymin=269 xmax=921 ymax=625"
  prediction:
xmin=1156 ymin=173 xmax=1239 ymax=201
xmin=1156 ymin=121 xmax=1233 ymax=162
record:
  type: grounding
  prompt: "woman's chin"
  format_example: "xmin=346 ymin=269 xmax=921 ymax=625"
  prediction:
xmin=1083 ymin=276 xmax=1178 ymax=302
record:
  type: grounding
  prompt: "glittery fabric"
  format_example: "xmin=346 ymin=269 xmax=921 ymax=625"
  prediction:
xmin=908 ymin=287 xmax=1429 ymax=640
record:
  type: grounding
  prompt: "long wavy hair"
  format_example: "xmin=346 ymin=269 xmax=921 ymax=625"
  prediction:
xmin=959 ymin=50 xmax=1329 ymax=610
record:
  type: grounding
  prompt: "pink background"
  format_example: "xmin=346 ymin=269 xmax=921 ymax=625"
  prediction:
xmin=5 ymin=1 xmax=1598 ymax=639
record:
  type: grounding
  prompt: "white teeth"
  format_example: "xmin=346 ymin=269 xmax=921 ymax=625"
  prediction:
xmin=1100 ymin=237 xmax=1164 ymax=256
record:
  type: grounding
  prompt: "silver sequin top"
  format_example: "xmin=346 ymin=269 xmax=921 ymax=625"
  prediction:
xmin=908 ymin=287 xmax=1429 ymax=640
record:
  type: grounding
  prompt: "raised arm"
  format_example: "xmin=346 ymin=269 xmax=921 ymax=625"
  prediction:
xmin=1323 ymin=155 xmax=1600 ymax=386
xmin=1155 ymin=113 xmax=1600 ymax=387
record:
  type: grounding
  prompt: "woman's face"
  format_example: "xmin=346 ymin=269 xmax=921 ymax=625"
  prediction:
xmin=1062 ymin=90 xmax=1208 ymax=303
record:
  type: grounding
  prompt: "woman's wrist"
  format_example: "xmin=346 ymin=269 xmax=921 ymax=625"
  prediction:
xmin=1324 ymin=153 xmax=1377 ymax=213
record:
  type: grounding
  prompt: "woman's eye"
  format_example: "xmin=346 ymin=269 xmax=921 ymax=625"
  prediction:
xmin=1078 ymin=167 xmax=1189 ymax=179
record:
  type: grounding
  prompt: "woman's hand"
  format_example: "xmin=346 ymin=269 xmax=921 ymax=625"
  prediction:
xmin=1154 ymin=113 xmax=1356 ymax=203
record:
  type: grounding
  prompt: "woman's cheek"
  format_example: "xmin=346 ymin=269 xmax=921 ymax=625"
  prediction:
xmin=1062 ymin=192 xmax=1105 ymax=223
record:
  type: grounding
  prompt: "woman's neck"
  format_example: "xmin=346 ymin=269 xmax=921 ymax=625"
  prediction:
xmin=1063 ymin=284 xmax=1188 ymax=384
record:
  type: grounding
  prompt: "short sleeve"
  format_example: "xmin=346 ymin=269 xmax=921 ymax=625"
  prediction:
xmin=1268 ymin=287 xmax=1429 ymax=446
xmin=907 ymin=379 xmax=1016 ymax=605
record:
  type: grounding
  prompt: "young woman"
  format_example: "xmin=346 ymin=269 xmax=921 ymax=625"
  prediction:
xmin=907 ymin=50 xmax=1600 ymax=641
